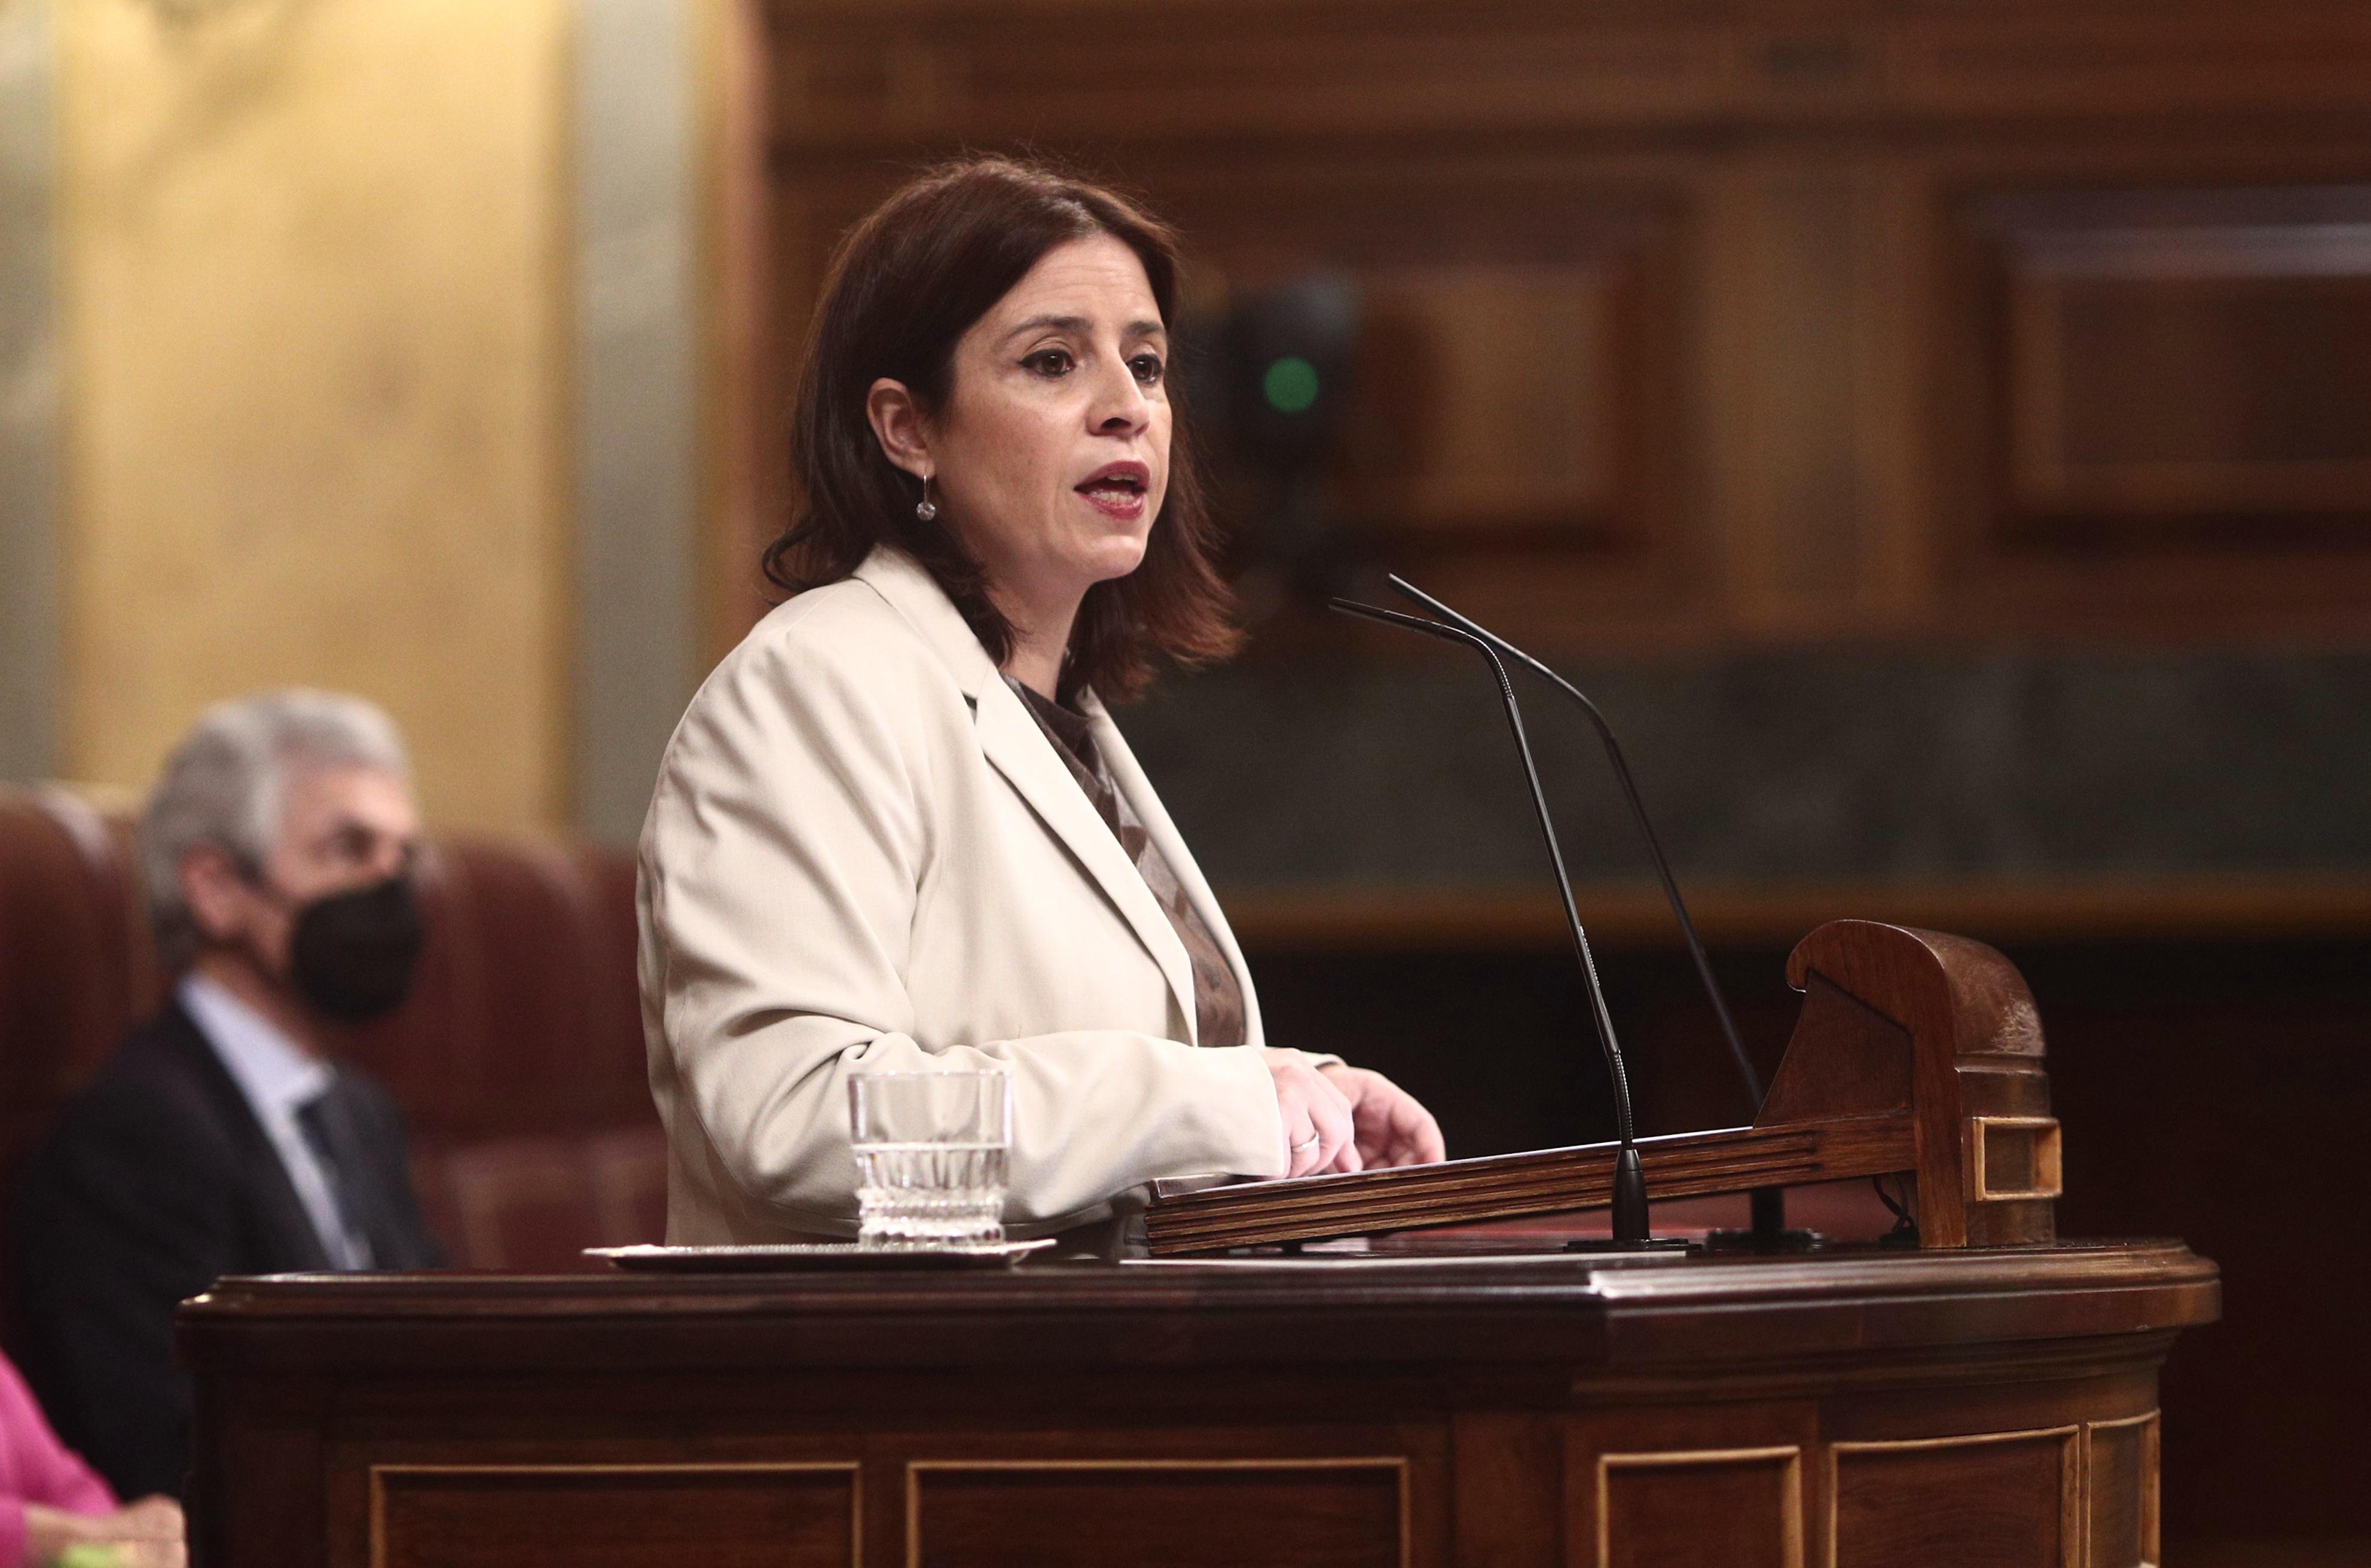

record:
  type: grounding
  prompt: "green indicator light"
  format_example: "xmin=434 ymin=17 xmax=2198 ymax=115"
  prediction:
xmin=1261 ymin=356 xmax=1321 ymax=414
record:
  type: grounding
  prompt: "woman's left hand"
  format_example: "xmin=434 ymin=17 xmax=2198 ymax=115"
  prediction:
xmin=1315 ymin=1065 xmax=1446 ymax=1172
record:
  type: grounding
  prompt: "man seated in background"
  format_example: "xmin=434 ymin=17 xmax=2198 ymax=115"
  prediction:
xmin=8 ymin=690 xmax=445 ymax=1502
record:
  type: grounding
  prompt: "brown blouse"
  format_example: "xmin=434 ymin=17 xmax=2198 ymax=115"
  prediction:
xmin=1006 ymin=679 xmax=1249 ymax=1051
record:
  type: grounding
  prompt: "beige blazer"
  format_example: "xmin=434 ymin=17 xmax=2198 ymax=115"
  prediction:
xmin=637 ymin=547 xmax=1294 ymax=1242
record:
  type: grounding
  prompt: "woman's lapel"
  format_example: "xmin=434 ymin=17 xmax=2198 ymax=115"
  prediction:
xmin=850 ymin=546 xmax=1201 ymax=1038
xmin=971 ymin=680 xmax=1199 ymax=1040
xmin=1080 ymin=692 xmax=1264 ymax=1050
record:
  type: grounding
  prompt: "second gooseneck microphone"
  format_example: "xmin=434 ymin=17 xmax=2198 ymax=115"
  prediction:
xmin=1382 ymin=574 xmax=1765 ymax=1116
xmin=1328 ymin=597 xmax=1660 ymax=1245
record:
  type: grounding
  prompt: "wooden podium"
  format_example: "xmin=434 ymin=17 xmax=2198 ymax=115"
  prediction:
xmin=182 ymin=1245 xmax=2216 ymax=1567
xmin=178 ymin=924 xmax=2222 ymax=1567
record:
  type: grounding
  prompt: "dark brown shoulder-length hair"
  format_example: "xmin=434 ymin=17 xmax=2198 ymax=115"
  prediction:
xmin=765 ymin=156 xmax=1239 ymax=704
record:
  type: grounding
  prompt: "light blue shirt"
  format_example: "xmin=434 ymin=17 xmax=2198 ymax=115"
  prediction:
xmin=178 ymin=973 xmax=374 ymax=1269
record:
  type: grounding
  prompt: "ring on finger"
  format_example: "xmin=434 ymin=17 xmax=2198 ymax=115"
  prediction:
xmin=1291 ymin=1132 xmax=1322 ymax=1155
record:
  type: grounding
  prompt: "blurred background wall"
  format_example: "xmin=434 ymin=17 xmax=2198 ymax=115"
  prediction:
xmin=4 ymin=1 xmax=2370 ymax=1560
xmin=0 ymin=0 xmax=711 ymax=835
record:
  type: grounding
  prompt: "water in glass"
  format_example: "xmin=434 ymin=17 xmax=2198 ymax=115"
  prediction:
xmin=854 ymin=1140 xmax=1009 ymax=1245
xmin=849 ymin=1068 xmax=1012 ymax=1248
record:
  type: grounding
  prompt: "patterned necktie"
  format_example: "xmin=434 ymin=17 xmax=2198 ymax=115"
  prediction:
xmin=294 ymin=1086 xmax=378 ymax=1269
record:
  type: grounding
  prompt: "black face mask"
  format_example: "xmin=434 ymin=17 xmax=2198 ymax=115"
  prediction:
xmin=284 ymin=875 xmax=427 ymax=1023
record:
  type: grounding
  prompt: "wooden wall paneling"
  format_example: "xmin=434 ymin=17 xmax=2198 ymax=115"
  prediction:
xmin=1987 ymin=186 xmax=2371 ymax=526
xmin=1145 ymin=154 xmax=1706 ymax=651
xmin=1710 ymin=165 xmax=1865 ymax=637
xmin=1859 ymin=160 xmax=1933 ymax=631
xmin=769 ymin=5 xmax=1725 ymax=149
xmin=769 ymin=2 xmax=2371 ymax=146
xmin=1343 ymin=259 xmax=1627 ymax=540
xmin=1892 ymin=5 xmax=2371 ymax=123
xmin=812 ymin=5 xmax=2371 ymax=128
xmin=1709 ymin=155 xmax=1930 ymax=641
xmin=1932 ymin=164 xmax=2371 ymax=638
xmin=756 ymin=0 xmax=2371 ymax=655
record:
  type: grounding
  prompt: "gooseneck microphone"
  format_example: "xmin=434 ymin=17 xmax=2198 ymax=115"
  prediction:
xmin=1329 ymin=597 xmax=1660 ymax=1245
xmin=1381 ymin=575 xmax=1764 ymax=1115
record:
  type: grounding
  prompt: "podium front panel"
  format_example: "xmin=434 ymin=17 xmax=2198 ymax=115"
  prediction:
xmin=180 ymin=1242 xmax=2214 ymax=1567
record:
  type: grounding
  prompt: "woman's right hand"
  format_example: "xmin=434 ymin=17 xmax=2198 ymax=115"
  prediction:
xmin=1263 ymin=1049 xmax=1358 ymax=1177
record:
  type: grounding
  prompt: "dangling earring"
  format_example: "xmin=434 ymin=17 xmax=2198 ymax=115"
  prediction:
xmin=915 ymin=472 xmax=939 ymax=522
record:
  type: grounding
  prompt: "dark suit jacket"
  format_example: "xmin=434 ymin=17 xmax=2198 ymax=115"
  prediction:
xmin=6 ymin=1000 xmax=443 ymax=1499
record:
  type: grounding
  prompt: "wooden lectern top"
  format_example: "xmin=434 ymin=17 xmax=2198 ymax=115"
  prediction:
xmin=1147 ymin=920 xmax=2061 ymax=1255
xmin=182 ymin=1240 xmax=2216 ymax=1373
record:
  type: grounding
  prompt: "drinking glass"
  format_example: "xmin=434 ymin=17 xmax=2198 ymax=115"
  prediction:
xmin=848 ymin=1068 xmax=1012 ymax=1247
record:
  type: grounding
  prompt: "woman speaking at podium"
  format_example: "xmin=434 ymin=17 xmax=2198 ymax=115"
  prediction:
xmin=637 ymin=158 xmax=1443 ymax=1250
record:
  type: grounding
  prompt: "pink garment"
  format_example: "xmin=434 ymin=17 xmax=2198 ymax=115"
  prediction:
xmin=0 ymin=1350 xmax=117 ymax=1568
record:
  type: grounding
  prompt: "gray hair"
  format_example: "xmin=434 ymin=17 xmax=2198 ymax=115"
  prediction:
xmin=140 ymin=689 xmax=411 ymax=971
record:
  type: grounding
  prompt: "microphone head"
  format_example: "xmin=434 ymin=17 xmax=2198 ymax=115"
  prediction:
xmin=1325 ymin=596 xmax=1400 ymax=626
xmin=1326 ymin=598 xmax=1467 ymax=647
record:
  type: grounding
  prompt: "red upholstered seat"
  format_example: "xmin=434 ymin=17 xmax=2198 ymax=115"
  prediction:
xmin=0 ymin=784 xmax=664 ymax=1314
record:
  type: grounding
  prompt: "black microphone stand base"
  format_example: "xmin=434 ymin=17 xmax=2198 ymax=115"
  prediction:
xmin=1561 ymin=1145 xmax=1693 ymax=1252
xmin=1700 ymin=1227 xmax=1823 ymax=1253
xmin=1561 ymin=1234 xmax=1695 ymax=1255
xmin=1703 ymin=1185 xmax=1824 ymax=1252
